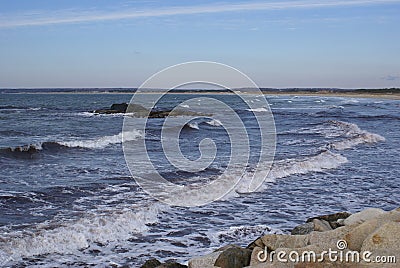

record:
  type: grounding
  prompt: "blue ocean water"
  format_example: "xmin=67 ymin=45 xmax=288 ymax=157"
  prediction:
xmin=0 ymin=92 xmax=399 ymax=267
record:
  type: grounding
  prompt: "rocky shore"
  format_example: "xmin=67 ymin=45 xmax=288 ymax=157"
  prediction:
xmin=142 ymin=207 xmax=399 ymax=268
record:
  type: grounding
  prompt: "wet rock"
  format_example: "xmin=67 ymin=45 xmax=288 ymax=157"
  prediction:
xmin=141 ymin=258 xmax=162 ymax=268
xmin=110 ymin=103 xmax=129 ymax=112
xmin=156 ymin=262 xmax=188 ymax=268
xmin=214 ymin=246 xmax=252 ymax=268
xmin=307 ymin=211 xmax=351 ymax=229
xmin=291 ymin=222 xmax=314 ymax=235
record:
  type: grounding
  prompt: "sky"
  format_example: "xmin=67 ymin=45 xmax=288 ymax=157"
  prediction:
xmin=0 ymin=0 xmax=399 ymax=88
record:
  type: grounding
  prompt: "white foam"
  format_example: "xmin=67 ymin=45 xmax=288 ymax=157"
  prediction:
xmin=234 ymin=150 xmax=348 ymax=194
xmin=186 ymin=122 xmax=199 ymax=130
xmin=209 ymin=224 xmax=282 ymax=245
xmin=326 ymin=121 xmax=385 ymax=150
xmin=0 ymin=203 xmax=164 ymax=260
xmin=59 ymin=130 xmax=143 ymax=149
xmin=206 ymin=119 xmax=222 ymax=127
xmin=247 ymin=107 xmax=267 ymax=112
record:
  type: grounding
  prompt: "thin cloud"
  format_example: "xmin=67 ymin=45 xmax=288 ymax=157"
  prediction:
xmin=382 ymin=75 xmax=400 ymax=81
xmin=1 ymin=0 xmax=400 ymax=28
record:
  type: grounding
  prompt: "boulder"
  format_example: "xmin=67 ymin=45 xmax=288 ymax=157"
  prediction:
xmin=141 ymin=258 xmax=162 ymax=268
xmin=312 ymin=219 xmax=332 ymax=232
xmin=188 ymin=250 xmax=222 ymax=268
xmin=306 ymin=212 xmax=351 ymax=229
xmin=291 ymin=222 xmax=314 ymax=235
xmin=214 ymin=246 xmax=252 ymax=268
xmin=343 ymin=208 xmax=385 ymax=226
xmin=361 ymin=221 xmax=400 ymax=259
xmin=110 ymin=103 xmax=129 ymax=112
xmin=156 ymin=262 xmax=188 ymax=268
xmin=260 ymin=234 xmax=309 ymax=250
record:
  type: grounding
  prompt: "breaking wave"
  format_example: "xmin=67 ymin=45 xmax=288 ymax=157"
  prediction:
xmin=0 ymin=130 xmax=144 ymax=158
xmin=205 ymin=119 xmax=222 ymax=127
xmin=325 ymin=121 xmax=385 ymax=150
xmin=246 ymin=107 xmax=268 ymax=112
xmin=0 ymin=203 xmax=164 ymax=261
xmin=234 ymin=150 xmax=348 ymax=194
xmin=59 ymin=130 xmax=143 ymax=149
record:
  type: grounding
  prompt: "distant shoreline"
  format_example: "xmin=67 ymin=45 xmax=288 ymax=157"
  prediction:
xmin=2 ymin=90 xmax=400 ymax=100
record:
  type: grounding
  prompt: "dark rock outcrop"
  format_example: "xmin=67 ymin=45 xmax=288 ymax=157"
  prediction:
xmin=141 ymin=258 xmax=161 ymax=268
xmin=214 ymin=246 xmax=252 ymax=268
xmin=93 ymin=103 xmax=209 ymax=118
xmin=140 ymin=259 xmax=187 ymax=268
xmin=290 ymin=211 xmax=352 ymax=235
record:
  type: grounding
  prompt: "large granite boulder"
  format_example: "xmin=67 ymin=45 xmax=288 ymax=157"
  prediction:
xmin=214 ymin=246 xmax=252 ymax=268
xmin=188 ymin=250 xmax=222 ymax=268
xmin=343 ymin=208 xmax=385 ymax=226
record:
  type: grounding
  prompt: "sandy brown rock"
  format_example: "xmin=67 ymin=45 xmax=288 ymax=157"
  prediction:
xmin=312 ymin=219 xmax=332 ymax=232
xmin=343 ymin=208 xmax=385 ymax=226
xmin=188 ymin=251 xmax=221 ymax=268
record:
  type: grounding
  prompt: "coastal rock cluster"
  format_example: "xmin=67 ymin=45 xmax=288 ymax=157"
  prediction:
xmin=94 ymin=103 xmax=208 ymax=118
xmin=142 ymin=207 xmax=399 ymax=268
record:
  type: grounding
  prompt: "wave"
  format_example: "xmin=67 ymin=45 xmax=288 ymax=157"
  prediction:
xmin=59 ymin=130 xmax=143 ymax=149
xmin=0 ymin=130 xmax=144 ymax=158
xmin=246 ymin=107 xmax=268 ymax=112
xmin=205 ymin=119 xmax=222 ymax=127
xmin=0 ymin=203 xmax=164 ymax=261
xmin=0 ymin=105 xmax=45 ymax=112
xmin=325 ymin=121 xmax=385 ymax=150
xmin=209 ymin=224 xmax=282 ymax=245
xmin=234 ymin=150 xmax=348 ymax=195
xmin=184 ymin=122 xmax=199 ymax=130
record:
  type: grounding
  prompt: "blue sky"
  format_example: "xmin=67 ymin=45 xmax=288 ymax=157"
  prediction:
xmin=0 ymin=0 xmax=399 ymax=88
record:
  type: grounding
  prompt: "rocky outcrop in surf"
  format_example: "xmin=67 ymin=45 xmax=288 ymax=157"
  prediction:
xmin=94 ymin=103 xmax=210 ymax=118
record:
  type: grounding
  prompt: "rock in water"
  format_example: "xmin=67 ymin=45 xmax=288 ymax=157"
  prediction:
xmin=307 ymin=211 xmax=351 ymax=229
xmin=141 ymin=258 xmax=161 ymax=268
xmin=110 ymin=103 xmax=129 ymax=113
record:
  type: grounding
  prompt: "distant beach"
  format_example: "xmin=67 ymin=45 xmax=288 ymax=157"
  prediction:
xmin=2 ymin=88 xmax=400 ymax=100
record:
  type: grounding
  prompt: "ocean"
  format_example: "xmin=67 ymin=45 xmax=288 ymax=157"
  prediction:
xmin=0 ymin=92 xmax=399 ymax=267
